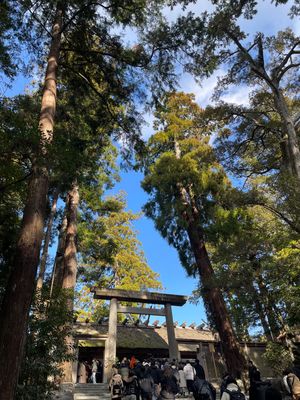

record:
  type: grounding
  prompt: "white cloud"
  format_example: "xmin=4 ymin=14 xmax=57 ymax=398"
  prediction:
xmin=179 ymin=71 xmax=223 ymax=107
xmin=240 ymin=0 xmax=297 ymax=36
xmin=179 ymin=69 xmax=252 ymax=108
xmin=221 ymin=85 xmax=251 ymax=106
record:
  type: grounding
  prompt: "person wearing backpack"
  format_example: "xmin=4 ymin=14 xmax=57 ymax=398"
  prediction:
xmin=160 ymin=366 xmax=179 ymax=399
xmin=220 ymin=372 xmax=230 ymax=398
xmin=109 ymin=372 xmax=124 ymax=400
xmin=283 ymin=368 xmax=300 ymax=400
xmin=194 ymin=359 xmax=206 ymax=380
xmin=192 ymin=376 xmax=216 ymax=400
xmin=123 ymin=371 xmax=139 ymax=400
xmin=221 ymin=376 xmax=246 ymax=400
xmin=138 ymin=366 xmax=155 ymax=400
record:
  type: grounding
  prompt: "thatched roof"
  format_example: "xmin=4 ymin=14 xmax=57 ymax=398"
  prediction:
xmin=74 ymin=323 xmax=216 ymax=350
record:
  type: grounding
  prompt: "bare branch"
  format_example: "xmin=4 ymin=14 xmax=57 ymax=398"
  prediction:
xmin=278 ymin=62 xmax=300 ymax=81
xmin=0 ymin=172 xmax=32 ymax=192
xmin=272 ymin=40 xmax=300 ymax=79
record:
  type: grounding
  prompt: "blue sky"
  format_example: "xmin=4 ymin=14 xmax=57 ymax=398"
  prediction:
xmin=111 ymin=0 xmax=297 ymax=325
xmin=4 ymin=0 xmax=297 ymax=326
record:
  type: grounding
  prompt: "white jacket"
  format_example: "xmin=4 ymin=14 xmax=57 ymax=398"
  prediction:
xmin=221 ymin=383 xmax=242 ymax=400
xmin=179 ymin=370 xmax=187 ymax=388
xmin=183 ymin=363 xmax=196 ymax=381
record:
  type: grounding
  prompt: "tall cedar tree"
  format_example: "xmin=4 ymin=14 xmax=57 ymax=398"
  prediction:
xmin=141 ymin=92 xmax=246 ymax=376
xmin=60 ymin=182 xmax=80 ymax=382
xmin=0 ymin=1 xmax=166 ymax=396
xmin=204 ymin=92 xmax=300 ymax=235
xmin=76 ymin=192 xmax=162 ymax=321
xmin=144 ymin=1 xmax=300 ymax=179
xmin=36 ymin=189 xmax=59 ymax=290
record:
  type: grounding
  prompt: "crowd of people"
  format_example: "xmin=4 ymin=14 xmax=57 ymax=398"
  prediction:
xmin=108 ymin=357 xmax=212 ymax=400
xmin=77 ymin=355 xmax=300 ymax=400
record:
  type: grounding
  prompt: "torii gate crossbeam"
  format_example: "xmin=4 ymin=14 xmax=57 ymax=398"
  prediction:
xmin=91 ymin=288 xmax=188 ymax=382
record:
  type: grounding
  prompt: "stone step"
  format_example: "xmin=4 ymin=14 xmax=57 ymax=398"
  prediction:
xmin=74 ymin=383 xmax=110 ymax=400
xmin=74 ymin=393 xmax=111 ymax=400
xmin=74 ymin=388 xmax=109 ymax=390
xmin=75 ymin=384 xmax=108 ymax=390
xmin=75 ymin=384 xmax=108 ymax=388
xmin=75 ymin=390 xmax=109 ymax=394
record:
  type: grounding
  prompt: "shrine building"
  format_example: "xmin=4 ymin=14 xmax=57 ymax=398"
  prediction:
xmin=70 ymin=289 xmax=273 ymax=383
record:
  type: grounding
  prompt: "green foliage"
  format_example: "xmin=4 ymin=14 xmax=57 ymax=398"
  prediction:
xmin=0 ymin=0 xmax=20 ymax=78
xmin=16 ymin=289 xmax=74 ymax=400
xmin=76 ymin=191 xmax=162 ymax=321
xmin=0 ymin=95 xmax=40 ymax=300
xmin=263 ymin=342 xmax=293 ymax=376
xmin=141 ymin=92 xmax=232 ymax=275
xmin=210 ymin=203 xmax=300 ymax=337
xmin=143 ymin=1 xmax=300 ymax=178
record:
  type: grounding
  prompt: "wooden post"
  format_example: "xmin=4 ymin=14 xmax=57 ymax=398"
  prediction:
xmin=165 ymin=303 xmax=179 ymax=360
xmin=104 ymin=298 xmax=118 ymax=382
xmin=198 ymin=343 xmax=209 ymax=380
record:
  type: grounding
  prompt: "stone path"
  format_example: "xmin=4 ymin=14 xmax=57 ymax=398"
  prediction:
xmin=52 ymin=385 xmax=242 ymax=400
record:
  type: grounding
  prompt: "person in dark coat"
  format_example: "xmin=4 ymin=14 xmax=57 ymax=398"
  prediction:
xmin=138 ymin=366 xmax=154 ymax=400
xmin=220 ymin=372 xmax=230 ymax=398
xmin=193 ymin=376 xmax=215 ymax=400
xmin=149 ymin=360 xmax=162 ymax=399
xmin=265 ymin=386 xmax=282 ymax=400
xmin=194 ymin=359 xmax=206 ymax=380
xmin=248 ymin=360 xmax=261 ymax=400
xmin=160 ymin=366 xmax=179 ymax=400
xmin=123 ymin=371 xmax=139 ymax=400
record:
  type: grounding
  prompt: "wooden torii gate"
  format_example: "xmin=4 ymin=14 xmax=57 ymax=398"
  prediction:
xmin=91 ymin=288 xmax=187 ymax=382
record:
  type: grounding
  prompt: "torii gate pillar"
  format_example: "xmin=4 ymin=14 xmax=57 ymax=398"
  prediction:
xmin=92 ymin=289 xmax=187 ymax=381
xmin=165 ymin=303 xmax=179 ymax=360
xmin=103 ymin=297 xmax=117 ymax=382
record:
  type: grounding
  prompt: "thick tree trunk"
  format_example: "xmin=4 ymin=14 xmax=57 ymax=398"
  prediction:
xmin=280 ymin=138 xmax=293 ymax=175
xmin=273 ymin=89 xmax=300 ymax=180
xmin=0 ymin=7 xmax=63 ymax=398
xmin=36 ymin=190 xmax=59 ymax=290
xmin=62 ymin=183 xmax=79 ymax=297
xmin=251 ymin=285 xmax=273 ymax=341
xmin=251 ymin=258 xmax=281 ymax=339
xmin=187 ymin=223 xmax=246 ymax=376
xmin=256 ymin=277 xmax=280 ymax=338
xmin=61 ymin=183 xmax=79 ymax=383
xmin=173 ymin=139 xmax=246 ymax=377
xmin=50 ymin=213 xmax=68 ymax=297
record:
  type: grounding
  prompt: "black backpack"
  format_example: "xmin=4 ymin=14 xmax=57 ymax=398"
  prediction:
xmin=111 ymin=375 xmax=123 ymax=396
xmin=139 ymin=377 xmax=154 ymax=394
xmin=112 ymin=383 xmax=123 ymax=396
xmin=125 ymin=379 xmax=138 ymax=395
xmin=224 ymin=388 xmax=246 ymax=400
xmin=196 ymin=380 xmax=213 ymax=400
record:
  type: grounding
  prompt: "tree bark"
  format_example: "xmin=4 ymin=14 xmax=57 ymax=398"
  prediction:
xmin=0 ymin=6 xmax=64 ymax=398
xmin=256 ymin=276 xmax=280 ymax=338
xmin=251 ymin=284 xmax=273 ymax=341
xmin=174 ymin=139 xmax=246 ymax=376
xmin=36 ymin=190 xmax=59 ymax=291
xmin=61 ymin=182 xmax=79 ymax=383
xmin=273 ymin=88 xmax=300 ymax=180
xmin=187 ymin=223 xmax=246 ymax=376
xmin=49 ymin=213 xmax=68 ymax=298
xmin=62 ymin=183 xmax=79 ymax=298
